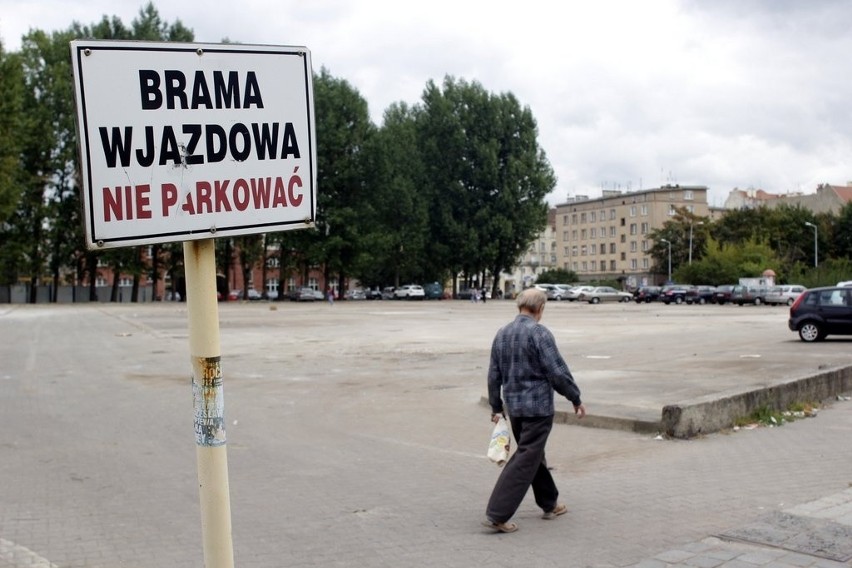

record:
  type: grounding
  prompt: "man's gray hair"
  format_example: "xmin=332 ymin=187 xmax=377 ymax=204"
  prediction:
xmin=516 ymin=288 xmax=547 ymax=313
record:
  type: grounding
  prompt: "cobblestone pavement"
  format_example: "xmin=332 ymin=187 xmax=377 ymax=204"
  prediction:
xmin=1 ymin=301 xmax=851 ymax=567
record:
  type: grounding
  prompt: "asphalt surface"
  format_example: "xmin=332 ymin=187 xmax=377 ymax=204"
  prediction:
xmin=2 ymin=299 xmax=852 ymax=567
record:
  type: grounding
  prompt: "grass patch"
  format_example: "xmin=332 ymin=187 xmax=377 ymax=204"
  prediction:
xmin=734 ymin=401 xmax=820 ymax=428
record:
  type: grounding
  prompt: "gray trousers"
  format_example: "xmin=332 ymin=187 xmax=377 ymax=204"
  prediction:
xmin=485 ymin=414 xmax=559 ymax=524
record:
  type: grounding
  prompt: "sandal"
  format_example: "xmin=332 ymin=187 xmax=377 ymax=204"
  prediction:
xmin=481 ymin=520 xmax=518 ymax=533
xmin=542 ymin=503 xmax=568 ymax=520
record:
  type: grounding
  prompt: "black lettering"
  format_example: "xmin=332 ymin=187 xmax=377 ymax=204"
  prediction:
xmin=135 ymin=126 xmax=155 ymax=167
xmin=183 ymin=124 xmax=204 ymax=165
xmin=139 ymin=70 xmax=161 ymax=110
xmin=206 ymin=124 xmax=227 ymax=163
xmin=229 ymin=124 xmax=251 ymax=161
xmin=164 ymin=70 xmax=188 ymax=110
xmin=99 ymin=126 xmax=133 ymax=168
xmin=252 ymin=123 xmax=278 ymax=159
xmin=244 ymin=71 xmax=264 ymax=108
xmin=281 ymin=123 xmax=301 ymax=159
xmin=213 ymin=71 xmax=240 ymax=108
xmin=159 ymin=126 xmax=182 ymax=165
xmin=190 ymin=71 xmax=212 ymax=109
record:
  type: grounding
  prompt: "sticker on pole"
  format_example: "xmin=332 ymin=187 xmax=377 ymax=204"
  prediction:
xmin=70 ymin=40 xmax=316 ymax=250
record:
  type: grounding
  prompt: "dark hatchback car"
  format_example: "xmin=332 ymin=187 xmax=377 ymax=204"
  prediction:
xmin=660 ymin=285 xmax=693 ymax=305
xmin=788 ymin=286 xmax=852 ymax=342
xmin=633 ymin=286 xmax=662 ymax=303
xmin=686 ymin=285 xmax=717 ymax=305
xmin=714 ymin=285 xmax=736 ymax=305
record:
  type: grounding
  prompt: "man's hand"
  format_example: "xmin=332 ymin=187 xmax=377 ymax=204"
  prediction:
xmin=574 ymin=404 xmax=586 ymax=419
xmin=491 ymin=412 xmax=504 ymax=424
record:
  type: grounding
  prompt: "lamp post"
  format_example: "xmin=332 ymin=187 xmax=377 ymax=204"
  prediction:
xmin=688 ymin=221 xmax=704 ymax=265
xmin=661 ymin=238 xmax=672 ymax=283
xmin=804 ymin=222 xmax=818 ymax=268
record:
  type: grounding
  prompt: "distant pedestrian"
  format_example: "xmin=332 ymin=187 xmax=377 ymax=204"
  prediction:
xmin=482 ymin=287 xmax=586 ymax=533
xmin=327 ymin=288 xmax=334 ymax=305
xmin=481 ymin=287 xmax=487 ymax=304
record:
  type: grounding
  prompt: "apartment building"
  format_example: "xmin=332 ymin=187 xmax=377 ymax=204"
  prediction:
xmin=555 ymin=185 xmax=709 ymax=289
xmin=500 ymin=208 xmax=557 ymax=296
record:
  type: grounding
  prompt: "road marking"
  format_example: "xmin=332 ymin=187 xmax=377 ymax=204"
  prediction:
xmin=0 ymin=538 xmax=59 ymax=568
xmin=586 ymin=355 xmax=612 ymax=359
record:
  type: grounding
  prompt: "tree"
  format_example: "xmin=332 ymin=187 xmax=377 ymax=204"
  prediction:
xmin=535 ymin=268 xmax=578 ymax=285
xmin=311 ymin=68 xmax=375 ymax=293
xmin=416 ymin=77 xmax=554 ymax=295
xmin=0 ymin=43 xmax=25 ymax=284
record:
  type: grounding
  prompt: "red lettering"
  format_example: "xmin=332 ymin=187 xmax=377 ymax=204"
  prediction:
xmin=162 ymin=183 xmax=178 ymax=216
xmin=196 ymin=181 xmax=213 ymax=214
xmin=272 ymin=177 xmax=287 ymax=207
xmin=251 ymin=177 xmax=272 ymax=208
xmin=233 ymin=179 xmax=249 ymax=211
xmin=214 ymin=180 xmax=232 ymax=212
xmin=136 ymin=184 xmax=152 ymax=219
xmin=103 ymin=186 xmax=123 ymax=221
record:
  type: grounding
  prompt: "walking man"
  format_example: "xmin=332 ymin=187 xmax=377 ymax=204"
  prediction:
xmin=483 ymin=288 xmax=586 ymax=533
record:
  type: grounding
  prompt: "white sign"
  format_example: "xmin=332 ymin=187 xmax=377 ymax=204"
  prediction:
xmin=70 ymin=40 xmax=316 ymax=249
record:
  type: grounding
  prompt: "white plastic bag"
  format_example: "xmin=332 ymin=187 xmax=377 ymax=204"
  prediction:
xmin=487 ymin=416 xmax=511 ymax=466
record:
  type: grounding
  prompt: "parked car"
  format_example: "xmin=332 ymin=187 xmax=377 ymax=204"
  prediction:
xmin=344 ymin=289 xmax=367 ymax=300
xmin=731 ymin=285 xmax=768 ymax=306
xmin=289 ymin=287 xmax=317 ymax=302
xmin=565 ymin=286 xmax=594 ymax=301
xmin=788 ymin=286 xmax=852 ymax=342
xmin=764 ymin=285 xmax=805 ymax=306
xmin=660 ymin=286 xmax=693 ymax=305
xmin=534 ymin=284 xmax=555 ymax=297
xmin=713 ymin=285 xmax=736 ymax=305
xmin=381 ymin=286 xmax=396 ymax=300
xmin=423 ymin=282 xmax=444 ymax=300
xmin=547 ymin=284 xmax=573 ymax=301
xmin=394 ymin=284 xmax=426 ymax=300
xmin=837 ymin=281 xmax=852 ymax=287
xmin=365 ymin=288 xmax=383 ymax=300
xmin=686 ymin=285 xmax=717 ymax=305
xmin=633 ymin=286 xmax=662 ymax=303
xmin=578 ymin=286 xmax=632 ymax=304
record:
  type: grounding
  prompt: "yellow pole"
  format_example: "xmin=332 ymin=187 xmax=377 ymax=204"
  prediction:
xmin=184 ymin=239 xmax=234 ymax=568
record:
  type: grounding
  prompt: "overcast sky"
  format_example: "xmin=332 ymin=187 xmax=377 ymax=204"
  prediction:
xmin=2 ymin=0 xmax=851 ymax=207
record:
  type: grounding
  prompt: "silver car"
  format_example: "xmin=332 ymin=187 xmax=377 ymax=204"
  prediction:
xmin=764 ymin=285 xmax=805 ymax=306
xmin=578 ymin=286 xmax=633 ymax=304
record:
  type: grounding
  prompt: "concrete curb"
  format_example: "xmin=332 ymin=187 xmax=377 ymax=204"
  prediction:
xmin=481 ymin=364 xmax=852 ymax=439
xmin=662 ymin=364 xmax=852 ymax=438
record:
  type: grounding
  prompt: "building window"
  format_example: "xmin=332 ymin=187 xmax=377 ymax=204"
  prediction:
xmin=630 ymin=241 xmax=637 ymax=252
xmin=630 ymin=205 xmax=636 ymax=217
xmin=288 ymin=277 xmax=296 ymax=291
xmin=684 ymin=190 xmax=694 ymax=200
xmin=620 ymin=252 xmax=626 ymax=261
xmin=590 ymin=211 xmax=596 ymax=222
xmin=572 ymin=213 xmax=578 ymax=224
xmin=610 ymin=226 xmax=616 ymax=237
xmin=642 ymin=258 xmax=649 ymax=269
xmin=581 ymin=261 xmax=588 ymax=272
xmin=629 ymin=223 xmax=637 ymax=235
xmin=572 ymin=246 xmax=578 ymax=257
xmin=572 ymin=262 xmax=579 ymax=271
xmin=630 ymin=259 xmax=638 ymax=269
xmin=600 ymin=243 xmax=606 ymax=254
xmin=620 ymin=234 xmax=626 ymax=243
xmin=563 ymin=231 xmax=569 ymax=241
xmin=668 ymin=205 xmax=676 ymax=216
xmin=642 ymin=240 xmax=649 ymax=251
xmin=610 ymin=209 xmax=616 ymax=220
xmin=641 ymin=222 xmax=649 ymax=234
xmin=610 ymin=260 xmax=617 ymax=271
xmin=641 ymin=205 xmax=648 ymax=216
xmin=600 ymin=260 xmax=606 ymax=271
xmin=563 ymin=215 xmax=568 ymax=224
xmin=266 ymin=256 xmax=280 ymax=268
xmin=590 ymin=227 xmax=597 ymax=239
xmin=610 ymin=243 xmax=616 ymax=254
xmin=581 ymin=245 xmax=587 ymax=256
xmin=572 ymin=230 xmax=578 ymax=240
xmin=581 ymin=212 xmax=587 ymax=223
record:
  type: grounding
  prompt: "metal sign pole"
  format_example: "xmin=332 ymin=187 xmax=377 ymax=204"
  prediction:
xmin=184 ymin=238 xmax=234 ymax=568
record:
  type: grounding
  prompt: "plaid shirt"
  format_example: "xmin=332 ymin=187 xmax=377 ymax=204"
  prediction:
xmin=487 ymin=314 xmax=581 ymax=417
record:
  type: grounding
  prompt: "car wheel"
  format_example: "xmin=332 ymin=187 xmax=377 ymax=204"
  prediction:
xmin=698 ymin=298 xmax=706 ymax=305
xmin=754 ymin=297 xmax=762 ymax=306
xmin=798 ymin=322 xmax=823 ymax=342
xmin=675 ymin=297 xmax=683 ymax=305
xmin=787 ymin=298 xmax=794 ymax=306
xmin=591 ymin=297 xmax=600 ymax=304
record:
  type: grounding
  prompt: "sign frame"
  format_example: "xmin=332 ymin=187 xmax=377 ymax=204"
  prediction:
xmin=70 ymin=40 xmax=316 ymax=250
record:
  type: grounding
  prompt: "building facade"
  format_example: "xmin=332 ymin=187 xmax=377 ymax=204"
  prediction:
xmin=554 ymin=185 xmax=710 ymax=289
xmin=499 ymin=209 xmax=557 ymax=297
xmin=724 ymin=183 xmax=852 ymax=215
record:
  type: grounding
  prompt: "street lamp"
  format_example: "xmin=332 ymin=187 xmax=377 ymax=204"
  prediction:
xmin=661 ymin=238 xmax=672 ymax=283
xmin=688 ymin=221 xmax=704 ymax=265
xmin=804 ymin=222 xmax=818 ymax=268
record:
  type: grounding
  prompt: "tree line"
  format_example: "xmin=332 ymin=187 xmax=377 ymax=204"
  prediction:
xmin=0 ymin=3 xmax=554 ymax=302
